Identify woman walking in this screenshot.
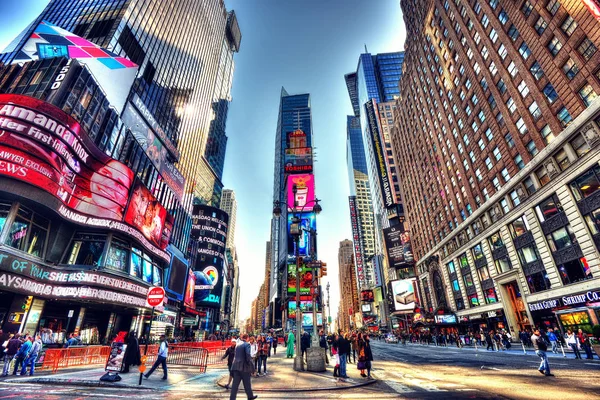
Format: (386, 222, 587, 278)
(566, 329, 582, 359)
(249, 336, 258, 375)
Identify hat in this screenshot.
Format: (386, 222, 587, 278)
(231, 339, 237, 343)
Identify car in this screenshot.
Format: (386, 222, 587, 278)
(385, 335, 399, 344)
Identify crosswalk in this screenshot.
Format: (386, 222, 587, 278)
(373, 369, 478, 395)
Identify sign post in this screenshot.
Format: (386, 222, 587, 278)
(139, 287, 165, 385)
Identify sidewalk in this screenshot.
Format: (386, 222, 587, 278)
(216, 351, 377, 392)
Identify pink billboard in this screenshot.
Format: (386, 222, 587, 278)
(287, 174, 315, 211)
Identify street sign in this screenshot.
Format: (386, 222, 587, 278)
(307, 261, 322, 268)
(146, 287, 165, 307)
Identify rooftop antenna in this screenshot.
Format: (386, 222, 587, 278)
(364, 44, 368, 53)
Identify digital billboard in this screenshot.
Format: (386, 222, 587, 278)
(302, 313, 323, 327)
(0, 94, 170, 260)
(287, 263, 313, 294)
(349, 196, 366, 287)
(165, 246, 188, 301)
(383, 226, 414, 268)
(124, 180, 171, 250)
(287, 212, 316, 257)
(361, 304, 372, 313)
(284, 147, 312, 174)
(390, 278, 417, 313)
(191, 205, 229, 308)
(287, 174, 315, 211)
(286, 129, 308, 148)
(287, 300, 317, 319)
(365, 100, 394, 208)
(360, 290, 374, 302)
(183, 268, 196, 309)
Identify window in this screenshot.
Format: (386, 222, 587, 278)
(482, 14, 490, 28)
(547, 0, 560, 14)
(508, 25, 519, 41)
(479, 138, 486, 150)
(529, 101, 542, 120)
(490, 0, 499, 10)
(452, 279, 460, 292)
(495, 257, 512, 274)
(0, 203, 10, 235)
(516, 117, 528, 134)
(106, 238, 129, 273)
(543, 83, 558, 103)
(489, 61, 498, 76)
(529, 62, 544, 81)
(518, 244, 540, 265)
(561, 15, 577, 37)
(489, 232, 504, 250)
(554, 148, 570, 171)
(476, 168, 483, 181)
(545, 225, 576, 252)
(557, 107, 573, 127)
(577, 38, 597, 61)
(459, 253, 469, 269)
(484, 288, 498, 304)
(570, 134, 591, 157)
(562, 58, 579, 80)
(66, 233, 107, 266)
(505, 133, 515, 148)
(456, 297, 465, 310)
(540, 124, 555, 144)
(536, 165, 551, 186)
(547, 36, 563, 57)
(519, 42, 532, 60)
(486, 157, 493, 170)
(509, 215, 530, 238)
(508, 62, 518, 78)
(518, 80, 529, 98)
(525, 176, 537, 195)
(557, 258, 592, 285)
(511, 189, 522, 206)
(514, 154, 525, 169)
(488, 94, 497, 109)
(493, 176, 501, 190)
(534, 17, 548, 35)
(493, 146, 502, 161)
(507, 97, 517, 113)
(477, 265, 491, 282)
(570, 165, 600, 201)
(447, 260, 456, 274)
(497, 79, 507, 94)
(579, 84, 598, 107)
(4, 205, 49, 258)
(489, 28, 499, 43)
(501, 168, 510, 182)
(536, 193, 562, 222)
(498, 44, 508, 59)
(468, 292, 480, 307)
(527, 269, 551, 293)
(464, 273, 475, 290)
(521, 1, 533, 17)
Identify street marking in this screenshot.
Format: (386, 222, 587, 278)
(585, 363, 600, 366)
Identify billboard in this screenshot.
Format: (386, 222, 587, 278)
(183, 268, 196, 309)
(124, 180, 171, 250)
(287, 212, 316, 257)
(286, 129, 308, 148)
(287, 263, 313, 294)
(349, 197, 367, 287)
(13, 21, 138, 111)
(287, 300, 316, 319)
(365, 99, 394, 208)
(361, 304, 372, 313)
(383, 226, 414, 268)
(390, 278, 417, 313)
(360, 290, 374, 302)
(191, 205, 229, 308)
(302, 312, 323, 327)
(0, 94, 170, 260)
(165, 245, 188, 301)
(287, 174, 315, 212)
(284, 147, 312, 174)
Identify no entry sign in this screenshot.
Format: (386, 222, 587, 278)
(146, 287, 165, 307)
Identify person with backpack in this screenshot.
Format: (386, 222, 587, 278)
(144, 335, 168, 380)
(531, 329, 553, 376)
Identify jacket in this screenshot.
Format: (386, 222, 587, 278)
(363, 341, 373, 361)
(319, 335, 328, 349)
(29, 339, 42, 357)
(531, 334, 547, 351)
(338, 337, 351, 355)
(16, 340, 32, 358)
(6, 338, 21, 356)
(222, 346, 236, 366)
(231, 341, 254, 374)
(301, 334, 311, 350)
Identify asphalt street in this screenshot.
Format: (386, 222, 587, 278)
(0, 341, 598, 399)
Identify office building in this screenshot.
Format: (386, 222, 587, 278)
(393, 0, 600, 333)
(338, 239, 360, 332)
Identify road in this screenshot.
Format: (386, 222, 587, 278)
(0, 341, 598, 399)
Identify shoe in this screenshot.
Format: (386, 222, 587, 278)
(250, 396, 258, 399)
(144, 374, 149, 379)
(224, 384, 230, 390)
(545, 373, 554, 377)
(538, 370, 544, 375)
(161, 377, 168, 380)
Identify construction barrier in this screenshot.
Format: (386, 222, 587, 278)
(39, 346, 112, 373)
(145, 345, 209, 373)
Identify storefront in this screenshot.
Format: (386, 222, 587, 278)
(528, 288, 600, 334)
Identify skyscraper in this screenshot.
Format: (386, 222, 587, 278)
(394, 0, 600, 333)
(338, 239, 360, 333)
(220, 189, 238, 250)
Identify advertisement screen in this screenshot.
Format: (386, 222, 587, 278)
(287, 212, 316, 257)
(360, 290, 374, 302)
(286, 129, 308, 149)
(124, 180, 170, 250)
(361, 304, 372, 313)
(383, 226, 414, 268)
(435, 315, 457, 324)
(287, 301, 316, 319)
(191, 205, 229, 308)
(287, 263, 313, 294)
(390, 278, 417, 313)
(302, 313, 323, 327)
(287, 174, 315, 212)
(0, 94, 171, 260)
(165, 248, 188, 301)
(284, 147, 312, 174)
(365, 100, 394, 207)
(349, 196, 366, 286)
(184, 268, 196, 309)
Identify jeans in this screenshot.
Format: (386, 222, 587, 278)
(2, 355, 14, 376)
(569, 343, 582, 359)
(230, 370, 253, 400)
(257, 355, 267, 374)
(365, 360, 372, 377)
(581, 344, 593, 359)
(550, 340, 558, 353)
(145, 355, 167, 379)
(536, 350, 550, 375)
(20, 354, 38, 376)
(12, 356, 24, 375)
(339, 353, 347, 378)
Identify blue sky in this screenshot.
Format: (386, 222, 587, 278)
(0, 0, 406, 324)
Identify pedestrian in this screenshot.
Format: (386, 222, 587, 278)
(566, 329, 582, 359)
(12, 334, 31, 375)
(300, 332, 310, 362)
(286, 330, 295, 358)
(485, 331, 494, 351)
(350, 334, 357, 363)
(531, 329, 553, 376)
(319, 330, 329, 364)
(123, 331, 141, 373)
(578, 329, 593, 360)
(547, 329, 558, 354)
(229, 334, 257, 400)
(257, 335, 269, 376)
(337, 333, 350, 379)
(2, 334, 19, 377)
(363, 336, 373, 379)
(249, 336, 258, 375)
(144, 334, 168, 380)
(272, 334, 278, 355)
(222, 339, 237, 389)
(20, 335, 41, 376)
(331, 334, 340, 378)
(266, 333, 273, 357)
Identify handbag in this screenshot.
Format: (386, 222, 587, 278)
(357, 361, 366, 370)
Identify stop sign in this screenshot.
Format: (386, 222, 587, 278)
(146, 287, 165, 307)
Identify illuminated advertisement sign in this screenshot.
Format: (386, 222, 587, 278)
(191, 205, 229, 308)
(287, 174, 315, 212)
(360, 290, 374, 302)
(361, 304, 372, 313)
(287, 263, 313, 294)
(165, 246, 188, 301)
(582, 0, 600, 21)
(390, 278, 417, 313)
(184, 268, 196, 309)
(286, 129, 308, 148)
(302, 312, 323, 327)
(383, 226, 414, 268)
(287, 301, 317, 319)
(434, 315, 457, 324)
(349, 196, 366, 286)
(284, 147, 312, 174)
(0, 94, 170, 260)
(287, 212, 316, 257)
(365, 99, 394, 208)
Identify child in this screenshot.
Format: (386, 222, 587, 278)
(332, 344, 340, 378)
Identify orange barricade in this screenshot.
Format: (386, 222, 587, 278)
(205, 348, 227, 366)
(145, 345, 209, 373)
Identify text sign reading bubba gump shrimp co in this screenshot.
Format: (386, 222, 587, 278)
(146, 286, 165, 307)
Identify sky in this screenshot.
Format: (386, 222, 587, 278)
(0, 0, 407, 326)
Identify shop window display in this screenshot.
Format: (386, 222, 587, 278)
(468, 293, 480, 307)
(477, 265, 491, 281)
(557, 258, 592, 285)
(447, 260, 456, 274)
(4, 205, 49, 258)
(459, 253, 469, 268)
(472, 243, 485, 261)
(488, 231, 503, 250)
(484, 288, 498, 304)
(559, 311, 593, 334)
(526, 271, 551, 293)
(463, 272, 475, 287)
(452, 279, 460, 292)
(66, 233, 107, 266)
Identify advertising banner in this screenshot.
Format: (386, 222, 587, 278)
(191, 205, 229, 308)
(287, 300, 317, 319)
(284, 147, 312, 174)
(287, 212, 316, 257)
(124, 180, 171, 250)
(434, 315, 457, 324)
(287, 174, 315, 212)
(165, 246, 188, 301)
(302, 312, 323, 327)
(383, 226, 414, 268)
(365, 99, 394, 208)
(390, 278, 417, 313)
(286, 263, 313, 295)
(360, 290, 374, 302)
(286, 129, 308, 149)
(361, 304, 372, 313)
(348, 196, 366, 286)
(0, 94, 171, 260)
(105, 342, 127, 372)
(183, 268, 196, 309)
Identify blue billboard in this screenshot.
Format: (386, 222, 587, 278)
(287, 212, 317, 257)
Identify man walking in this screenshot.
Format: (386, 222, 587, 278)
(230, 334, 257, 400)
(531, 329, 553, 377)
(144, 335, 168, 380)
(300, 332, 310, 363)
(547, 329, 558, 354)
(12, 334, 31, 375)
(222, 339, 237, 390)
(2, 334, 20, 377)
(21, 335, 42, 376)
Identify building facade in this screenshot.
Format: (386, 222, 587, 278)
(338, 239, 360, 333)
(394, 0, 600, 334)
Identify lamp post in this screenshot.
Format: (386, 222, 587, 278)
(273, 187, 322, 372)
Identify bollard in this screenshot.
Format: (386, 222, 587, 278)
(559, 342, 566, 358)
(521, 340, 527, 354)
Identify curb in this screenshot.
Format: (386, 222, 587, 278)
(3, 377, 158, 390)
(216, 375, 377, 392)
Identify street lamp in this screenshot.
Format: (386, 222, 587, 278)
(273, 186, 322, 372)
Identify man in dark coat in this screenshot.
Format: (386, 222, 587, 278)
(230, 334, 257, 400)
(123, 331, 141, 373)
(300, 332, 311, 362)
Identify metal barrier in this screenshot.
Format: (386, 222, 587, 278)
(145, 345, 209, 373)
(205, 348, 227, 366)
(39, 346, 112, 373)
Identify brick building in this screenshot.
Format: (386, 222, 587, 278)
(338, 240, 361, 332)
